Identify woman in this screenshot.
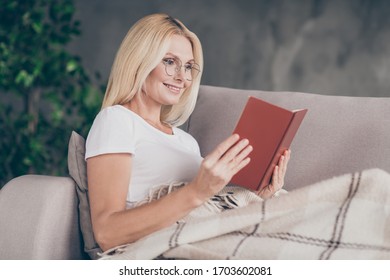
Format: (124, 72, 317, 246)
(85, 13, 290, 252)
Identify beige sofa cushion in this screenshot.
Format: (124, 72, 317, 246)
(68, 131, 102, 259)
(188, 85, 390, 190)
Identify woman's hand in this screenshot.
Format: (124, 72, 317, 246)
(189, 134, 253, 204)
(257, 149, 291, 199)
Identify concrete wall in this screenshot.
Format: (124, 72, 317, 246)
(69, 0, 390, 97)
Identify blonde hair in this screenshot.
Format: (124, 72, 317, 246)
(102, 13, 203, 127)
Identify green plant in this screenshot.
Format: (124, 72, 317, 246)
(0, 0, 103, 188)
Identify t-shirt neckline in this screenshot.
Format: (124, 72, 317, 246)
(116, 105, 177, 137)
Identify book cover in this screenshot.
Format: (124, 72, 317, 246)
(230, 96, 308, 191)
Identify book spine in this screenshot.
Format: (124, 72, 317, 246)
(257, 110, 307, 190)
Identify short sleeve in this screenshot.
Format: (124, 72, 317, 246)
(85, 106, 136, 159)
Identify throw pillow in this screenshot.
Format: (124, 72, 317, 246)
(67, 131, 102, 259)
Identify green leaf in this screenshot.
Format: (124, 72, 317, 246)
(32, 21, 43, 34)
(66, 59, 78, 72)
(15, 70, 34, 87)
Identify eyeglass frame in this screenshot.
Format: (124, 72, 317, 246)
(161, 57, 201, 81)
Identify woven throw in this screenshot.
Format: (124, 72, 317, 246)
(99, 168, 390, 260)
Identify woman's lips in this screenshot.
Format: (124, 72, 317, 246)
(164, 83, 182, 94)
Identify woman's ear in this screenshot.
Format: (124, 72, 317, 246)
(140, 82, 147, 96)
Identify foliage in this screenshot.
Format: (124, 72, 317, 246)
(0, 0, 103, 188)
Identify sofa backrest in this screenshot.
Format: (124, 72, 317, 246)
(187, 85, 390, 190)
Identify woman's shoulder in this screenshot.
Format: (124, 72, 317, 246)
(92, 105, 140, 127)
(96, 105, 132, 119)
(86, 105, 138, 158)
(88, 105, 139, 138)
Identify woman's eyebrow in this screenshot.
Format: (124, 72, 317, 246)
(165, 52, 195, 63)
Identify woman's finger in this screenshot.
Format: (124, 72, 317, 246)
(272, 165, 279, 187)
(236, 144, 253, 163)
(221, 138, 250, 164)
(229, 144, 253, 170)
(279, 155, 285, 181)
(279, 150, 289, 177)
(282, 150, 290, 176)
(231, 156, 251, 174)
(204, 134, 240, 165)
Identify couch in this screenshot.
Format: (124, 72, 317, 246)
(1, 85, 389, 260)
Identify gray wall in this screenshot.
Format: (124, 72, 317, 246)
(69, 0, 390, 97)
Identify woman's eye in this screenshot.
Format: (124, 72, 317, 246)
(163, 58, 175, 65)
(184, 64, 193, 71)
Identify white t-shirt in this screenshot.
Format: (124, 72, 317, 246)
(85, 105, 203, 208)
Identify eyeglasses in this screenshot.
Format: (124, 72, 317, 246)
(162, 57, 200, 81)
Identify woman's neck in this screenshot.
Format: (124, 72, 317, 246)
(126, 100, 160, 124)
(123, 97, 173, 135)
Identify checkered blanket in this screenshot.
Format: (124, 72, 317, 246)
(99, 168, 390, 260)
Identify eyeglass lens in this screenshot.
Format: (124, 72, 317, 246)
(163, 58, 199, 81)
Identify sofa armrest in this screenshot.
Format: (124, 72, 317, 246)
(0, 175, 86, 260)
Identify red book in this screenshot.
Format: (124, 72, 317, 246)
(230, 96, 308, 191)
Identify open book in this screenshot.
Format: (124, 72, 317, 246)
(230, 96, 308, 191)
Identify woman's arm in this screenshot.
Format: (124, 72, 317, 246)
(87, 134, 252, 251)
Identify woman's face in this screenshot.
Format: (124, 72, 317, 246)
(143, 35, 194, 106)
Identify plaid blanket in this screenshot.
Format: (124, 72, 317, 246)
(99, 168, 390, 260)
